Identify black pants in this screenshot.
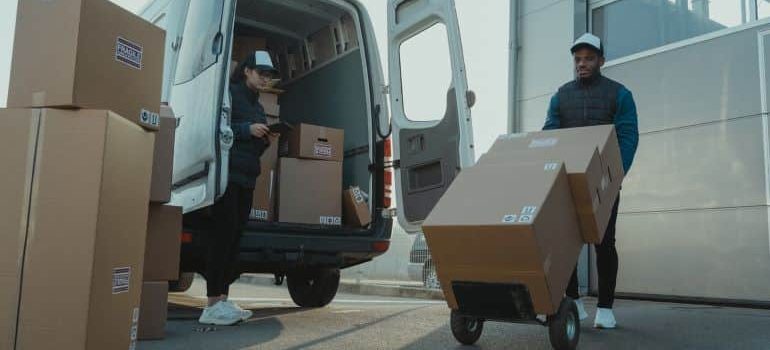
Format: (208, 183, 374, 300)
(567, 196, 620, 308)
(205, 183, 253, 297)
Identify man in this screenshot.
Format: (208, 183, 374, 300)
(543, 33, 639, 329)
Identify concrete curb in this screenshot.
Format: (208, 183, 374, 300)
(237, 275, 445, 301)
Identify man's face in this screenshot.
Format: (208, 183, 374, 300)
(573, 47, 605, 79)
(244, 67, 273, 91)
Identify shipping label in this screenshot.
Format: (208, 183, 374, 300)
(140, 109, 160, 127)
(250, 209, 269, 221)
(112, 267, 131, 294)
(314, 143, 333, 158)
(501, 214, 518, 223)
(544, 163, 559, 171)
(115, 37, 143, 70)
(352, 187, 365, 203)
(320, 216, 342, 225)
(521, 206, 537, 215)
(528, 137, 558, 148)
(518, 215, 533, 223)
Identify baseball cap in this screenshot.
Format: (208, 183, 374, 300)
(254, 50, 278, 73)
(571, 33, 603, 56)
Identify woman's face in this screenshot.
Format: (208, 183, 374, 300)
(244, 67, 273, 91)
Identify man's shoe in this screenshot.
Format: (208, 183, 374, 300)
(198, 301, 243, 326)
(224, 300, 253, 321)
(594, 307, 617, 329)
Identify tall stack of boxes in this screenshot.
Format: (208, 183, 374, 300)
(423, 125, 624, 316)
(249, 88, 282, 222)
(0, 0, 167, 349)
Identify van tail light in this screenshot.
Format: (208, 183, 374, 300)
(383, 137, 393, 209)
(181, 232, 193, 244)
(372, 241, 390, 253)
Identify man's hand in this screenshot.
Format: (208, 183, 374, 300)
(249, 123, 270, 138)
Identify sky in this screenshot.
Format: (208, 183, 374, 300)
(0, 0, 510, 155)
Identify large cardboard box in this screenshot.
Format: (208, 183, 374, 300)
(287, 123, 345, 162)
(277, 158, 342, 225)
(232, 36, 267, 62)
(144, 204, 182, 282)
(150, 105, 177, 203)
(138, 282, 169, 340)
(481, 125, 624, 243)
(259, 92, 281, 117)
(343, 186, 372, 227)
(423, 162, 583, 315)
(12, 108, 154, 350)
(8, 0, 165, 130)
(251, 135, 280, 221)
(0, 110, 40, 350)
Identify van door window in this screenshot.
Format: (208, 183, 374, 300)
(399, 23, 452, 122)
(175, 0, 225, 84)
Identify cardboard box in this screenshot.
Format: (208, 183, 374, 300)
(423, 162, 583, 315)
(309, 26, 336, 64)
(259, 92, 281, 117)
(232, 36, 267, 62)
(343, 186, 372, 227)
(251, 135, 280, 221)
(138, 282, 169, 340)
(12, 108, 154, 350)
(287, 123, 345, 162)
(277, 158, 342, 225)
(144, 204, 182, 281)
(0, 110, 40, 350)
(481, 125, 624, 243)
(8, 0, 165, 130)
(150, 105, 177, 203)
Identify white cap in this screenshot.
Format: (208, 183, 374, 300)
(571, 33, 603, 55)
(254, 50, 277, 72)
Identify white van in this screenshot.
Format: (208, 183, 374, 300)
(140, 0, 475, 306)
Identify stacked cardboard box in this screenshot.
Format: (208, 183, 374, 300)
(343, 186, 372, 228)
(277, 123, 345, 226)
(250, 86, 283, 222)
(0, 1, 165, 349)
(422, 125, 624, 316)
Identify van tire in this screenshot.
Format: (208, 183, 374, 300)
(169, 272, 195, 293)
(287, 268, 340, 307)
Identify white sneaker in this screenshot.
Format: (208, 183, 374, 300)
(574, 299, 589, 321)
(224, 300, 253, 321)
(594, 307, 617, 329)
(198, 301, 243, 326)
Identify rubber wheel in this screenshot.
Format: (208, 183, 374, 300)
(450, 310, 484, 345)
(168, 272, 195, 293)
(548, 297, 580, 350)
(287, 268, 340, 307)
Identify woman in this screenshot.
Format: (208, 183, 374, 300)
(198, 50, 277, 326)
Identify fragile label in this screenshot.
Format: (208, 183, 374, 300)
(528, 138, 558, 148)
(115, 37, 143, 70)
(501, 214, 518, 223)
(320, 216, 342, 225)
(139, 109, 160, 127)
(518, 215, 533, 223)
(314, 143, 333, 158)
(112, 267, 131, 294)
(544, 163, 559, 171)
(521, 206, 537, 215)
(250, 209, 268, 221)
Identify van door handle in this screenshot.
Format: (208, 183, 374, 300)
(212, 32, 223, 55)
(172, 35, 182, 51)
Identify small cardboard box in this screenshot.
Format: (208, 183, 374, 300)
(343, 186, 372, 227)
(423, 161, 583, 315)
(8, 0, 165, 130)
(251, 135, 280, 221)
(481, 125, 624, 243)
(0, 110, 40, 350)
(277, 158, 342, 225)
(232, 36, 267, 62)
(11, 108, 154, 350)
(287, 123, 345, 162)
(138, 281, 169, 340)
(259, 92, 280, 117)
(143, 204, 182, 281)
(150, 105, 177, 203)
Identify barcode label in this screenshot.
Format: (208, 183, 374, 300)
(320, 216, 342, 225)
(314, 143, 333, 158)
(250, 209, 268, 220)
(112, 267, 131, 294)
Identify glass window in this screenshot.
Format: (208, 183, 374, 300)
(593, 0, 750, 60)
(174, 0, 224, 84)
(399, 23, 452, 122)
(760, 0, 770, 19)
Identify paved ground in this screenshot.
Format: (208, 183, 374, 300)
(137, 278, 770, 350)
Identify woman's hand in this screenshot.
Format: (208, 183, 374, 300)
(249, 123, 270, 138)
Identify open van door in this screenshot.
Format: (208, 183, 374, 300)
(143, 0, 191, 103)
(387, 0, 475, 233)
(166, 0, 235, 213)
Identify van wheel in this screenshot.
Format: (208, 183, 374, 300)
(450, 310, 483, 345)
(169, 272, 195, 293)
(287, 268, 340, 307)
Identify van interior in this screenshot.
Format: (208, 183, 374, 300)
(229, 0, 378, 234)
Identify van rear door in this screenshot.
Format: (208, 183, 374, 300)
(387, 0, 475, 233)
(166, 0, 235, 213)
